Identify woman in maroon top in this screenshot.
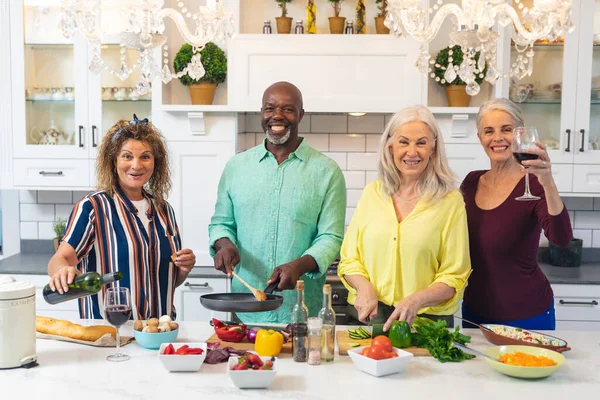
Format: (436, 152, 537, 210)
(460, 99, 572, 330)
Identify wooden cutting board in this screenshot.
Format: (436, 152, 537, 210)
(206, 333, 292, 354)
(336, 329, 431, 356)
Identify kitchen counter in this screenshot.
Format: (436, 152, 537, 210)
(1, 322, 598, 400)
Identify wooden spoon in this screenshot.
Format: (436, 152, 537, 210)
(232, 272, 267, 301)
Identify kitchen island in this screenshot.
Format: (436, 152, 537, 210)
(1, 322, 598, 400)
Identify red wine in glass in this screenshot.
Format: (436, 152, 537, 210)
(512, 127, 541, 201)
(513, 152, 539, 166)
(105, 305, 132, 327)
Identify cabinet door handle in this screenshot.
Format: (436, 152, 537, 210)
(558, 299, 598, 306)
(92, 125, 97, 147)
(564, 129, 570, 152)
(184, 282, 210, 288)
(39, 171, 64, 176)
(78, 125, 84, 148)
(579, 129, 585, 152)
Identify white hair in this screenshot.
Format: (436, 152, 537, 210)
(476, 98, 525, 132)
(378, 105, 457, 203)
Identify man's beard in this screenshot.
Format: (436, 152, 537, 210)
(265, 129, 291, 145)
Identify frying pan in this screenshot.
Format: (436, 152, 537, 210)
(200, 279, 284, 313)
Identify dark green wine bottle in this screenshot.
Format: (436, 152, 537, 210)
(43, 271, 124, 305)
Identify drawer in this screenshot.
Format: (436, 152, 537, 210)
(174, 277, 230, 322)
(554, 296, 600, 322)
(14, 159, 90, 188)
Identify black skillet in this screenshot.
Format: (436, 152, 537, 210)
(199, 279, 284, 312)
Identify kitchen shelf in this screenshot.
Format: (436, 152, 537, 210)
(103, 99, 151, 103)
(26, 99, 74, 103)
(159, 104, 234, 112)
(429, 107, 480, 114)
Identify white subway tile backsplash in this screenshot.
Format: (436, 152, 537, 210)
(245, 133, 257, 150)
(245, 114, 262, 133)
(37, 190, 72, 204)
(55, 205, 74, 221)
(20, 204, 54, 222)
(38, 222, 55, 240)
(20, 222, 38, 240)
(366, 134, 381, 152)
(323, 152, 347, 170)
(342, 171, 366, 189)
(301, 134, 329, 151)
(345, 208, 356, 226)
(237, 133, 246, 152)
(237, 113, 246, 134)
(573, 211, 600, 230)
(572, 229, 593, 248)
(593, 230, 600, 248)
(329, 134, 366, 152)
(348, 115, 385, 134)
(72, 191, 90, 203)
(347, 189, 363, 207)
(299, 115, 310, 133)
(366, 171, 379, 183)
(595, 198, 600, 210)
(563, 197, 594, 211)
(568, 211, 575, 227)
(347, 153, 378, 171)
(19, 190, 37, 204)
(310, 115, 347, 133)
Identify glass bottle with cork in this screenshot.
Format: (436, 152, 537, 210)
(307, 317, 322, 365)
(263, 20, 272, 34)
(291, 280, 308, 362)
(318, 283, 336, 362)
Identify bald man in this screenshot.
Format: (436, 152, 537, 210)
(209, 82, 347, 324)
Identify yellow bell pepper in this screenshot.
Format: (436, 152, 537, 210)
(254, 329, 284, 357)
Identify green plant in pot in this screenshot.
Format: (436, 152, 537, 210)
(374, 0, 389, 34)
(52, 218, 66, 252)
(432, 45, 486, 107)
(328, 0, 345, 34)
(275, 0, 294, 34)
(174, 42, 227, 105)
(549, 237, 583, 268)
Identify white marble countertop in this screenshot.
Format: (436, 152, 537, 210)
(2, 322, 599, 400)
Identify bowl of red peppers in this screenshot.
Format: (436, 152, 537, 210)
(158, 342, 207, 372)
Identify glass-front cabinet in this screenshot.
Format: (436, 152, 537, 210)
(10, 1, 151, 188)
(508, 0, 600, 194)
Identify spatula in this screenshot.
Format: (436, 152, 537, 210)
(232, 272, 267, 301)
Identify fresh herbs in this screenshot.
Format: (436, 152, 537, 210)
(411, 317, 476, 363)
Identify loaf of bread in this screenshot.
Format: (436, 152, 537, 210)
(36, 316, 116, 342)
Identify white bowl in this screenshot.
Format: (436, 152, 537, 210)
(158, 342, 207, 372)
(348, 346, 413, 377)
(227, 355, 278, 389)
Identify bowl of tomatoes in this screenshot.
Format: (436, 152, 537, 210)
(347, 336, 413, 377)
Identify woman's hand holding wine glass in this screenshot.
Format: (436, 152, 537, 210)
(512, 126, 551, 201)
(104, 287, 132, 362)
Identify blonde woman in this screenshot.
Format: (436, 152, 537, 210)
(47, 115, 196, 320)
(338, 106, 472, 330)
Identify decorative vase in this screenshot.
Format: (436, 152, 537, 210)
(328, 17, 346, 34)
(549, 239, 583, 268)
(444, 85, 471, 107)
(275, 17, 293, 34)
(188, 83, 217, 105)
(374, 16, 390, 34)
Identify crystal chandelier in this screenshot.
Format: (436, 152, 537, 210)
(59, 0, 234, 95)
(385, 0, 575, 96)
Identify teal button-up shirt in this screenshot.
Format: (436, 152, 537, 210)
(209, 138, 346, 323)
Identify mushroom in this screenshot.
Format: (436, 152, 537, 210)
(159, 315, 172, 325)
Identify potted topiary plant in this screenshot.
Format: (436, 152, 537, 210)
(432, 45, 486, 107)
(549, 237, 584, 268)
(374, 0, 389, 34)
(174, 42, 227, 105)
(328, 0, 345, 34)
(52, 218, 66, 252)
(275, 0, 294, 34)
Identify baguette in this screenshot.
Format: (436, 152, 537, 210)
(36, 316, 116, 342)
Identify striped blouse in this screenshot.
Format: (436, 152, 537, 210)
(63, 186, 182, 320)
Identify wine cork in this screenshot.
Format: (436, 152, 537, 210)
(296, 280, 304, 290)
(323, 284, 331, 294)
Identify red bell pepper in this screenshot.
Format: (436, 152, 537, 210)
(212, 318, 247, 343)
(175, 345, 190, 355)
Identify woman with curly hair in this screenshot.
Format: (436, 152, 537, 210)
(47, 115, 196, 320)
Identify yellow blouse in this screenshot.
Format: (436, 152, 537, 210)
(338, 180, 472, 315)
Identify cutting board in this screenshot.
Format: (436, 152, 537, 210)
(206, 333, 292, 354)
(336, 330, 431, 356)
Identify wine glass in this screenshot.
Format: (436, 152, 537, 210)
(104, 287, 132, 362)
(512, 126, 541, 201)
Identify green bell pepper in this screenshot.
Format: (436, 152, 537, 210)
(388, 321, 412, 348)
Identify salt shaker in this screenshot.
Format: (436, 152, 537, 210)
(307, 317, 322, 365)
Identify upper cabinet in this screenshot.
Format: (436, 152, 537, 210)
(8, 1, 151, 189)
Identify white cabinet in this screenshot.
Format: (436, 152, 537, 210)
(553, 284, 600, 331)
(7, 1, 151, 190)
(6, 274, 79, 320)
(174, 277, 230, 322)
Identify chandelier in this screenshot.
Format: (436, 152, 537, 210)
(385, 0, 575, 96)
(59, 0, 234, 95)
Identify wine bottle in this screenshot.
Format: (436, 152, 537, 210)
(291, 280, 309, 362)
(318, 284, 336, 362)
(43, 271, 124, 305)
